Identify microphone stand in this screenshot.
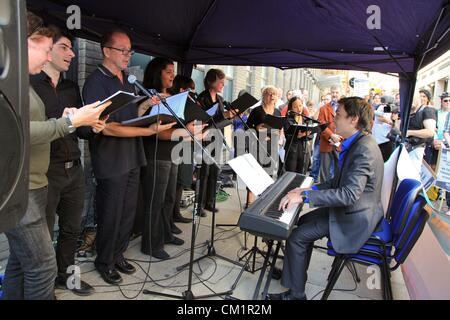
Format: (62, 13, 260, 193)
(288, 110, 317, 175)
(176, 114, 244, 272)
(217, 106, 279, 274)
(133, 85, 233, 300)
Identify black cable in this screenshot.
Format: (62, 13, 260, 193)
(114, 101, 161, 300)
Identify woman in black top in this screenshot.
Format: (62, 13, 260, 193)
(138, 57, 200, 260)
(283, 96, 312, 174)
(196, 69, 237, 214)
(246, 85, 281, 171)
(245, 85, 281, 205)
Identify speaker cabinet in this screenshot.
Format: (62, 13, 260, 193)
(0, 0, 29, 233)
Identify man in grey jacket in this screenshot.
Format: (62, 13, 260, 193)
(269, 97, 384, 300)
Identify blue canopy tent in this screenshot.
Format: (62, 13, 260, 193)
(27, 0, 450, 135)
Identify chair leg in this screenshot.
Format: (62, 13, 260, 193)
(327, 257, 339, 281)
(380, 258, 393, 300)
(322, 257, 346, 300)
(349, 262, 361, 283)
(385, 265, 393, 300)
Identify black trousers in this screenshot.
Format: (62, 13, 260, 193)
(94, 167, 140, 271)
(173, 184, 183, 218)
(46, 162, 85, 278)
(200, 163, 218, 209)
(281, 208, 330, 297)
(140, 160, 178, 254)
(284, 142, 311, 174)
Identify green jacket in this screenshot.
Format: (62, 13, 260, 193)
(29, 86, 70, 189)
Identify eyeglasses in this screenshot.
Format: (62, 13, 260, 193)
(105, 46, 135, 56)
(443, 99, 450, 102)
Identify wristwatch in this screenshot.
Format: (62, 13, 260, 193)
(300, 190, 309, 203)
(64, 114, 76, 133)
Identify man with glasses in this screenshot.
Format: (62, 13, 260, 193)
(82, 29, 175, 284)
(317, 85, 342, 183)
(30, 26, 101, 296)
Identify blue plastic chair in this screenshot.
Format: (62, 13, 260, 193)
(323, 179, 427, 300)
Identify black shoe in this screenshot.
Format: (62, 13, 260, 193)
(171, 224, 182, 235)
(204, 205, 219, 212)
(55, 276, 95, 296)
(151, 249, 170, 260)
(200, 210, 207, 217)
(267, 290, 306, 300)
(165, 236, 184, 246)
(173, 214, 192, 223)
(115, 260, 136, 275)
(98, 268, 123, 285)
(271, 266, 282, 280)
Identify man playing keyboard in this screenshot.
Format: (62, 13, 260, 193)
(268, 97, 384, 300)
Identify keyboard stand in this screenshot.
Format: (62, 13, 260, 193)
(252, 239, 282, 300)
(238, 235, 266, 273)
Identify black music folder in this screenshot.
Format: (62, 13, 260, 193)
(224, 92, 259, 114)
(184, 102, 218, 123)
(263, 114, 287, 130)
(202, 103, 233, 130)
(97, 91, 147, 119)
(285, 122, 329, 135)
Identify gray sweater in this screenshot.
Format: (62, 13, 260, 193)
(29, 86, 70, 189)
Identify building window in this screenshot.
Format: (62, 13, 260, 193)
(261, 67, 268, 89)
(271, 68, 276, 86)
(223, 66, 234, 101)
(192, 65, 205, 93)
(246, 66, 253, 94)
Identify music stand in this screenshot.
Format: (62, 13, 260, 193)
(175, 117, 245, 272)
(131, 87, 233, 300)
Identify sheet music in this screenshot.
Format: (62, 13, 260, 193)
(227, 154, 274, 196)
(206, 103, 219, 116)
(148, 91, 189, 120)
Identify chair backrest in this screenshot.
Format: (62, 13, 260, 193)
(388, 179, 422, 230)
(393, 195, 429, 265)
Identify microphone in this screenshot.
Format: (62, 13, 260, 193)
(188, 91, 198, 102)
(288, 110, 320, 124)
(127, 75, 155, 98)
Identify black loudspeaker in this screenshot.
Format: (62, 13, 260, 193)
(0, 0, 29, 233)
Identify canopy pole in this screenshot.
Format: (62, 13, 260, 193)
(416, 4, 449, 71)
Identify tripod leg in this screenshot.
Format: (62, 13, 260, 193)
(252, 240, 274, 300)
(251, 236, 258, 273)
(261, 241, 282, 300)
(229, 244, 256, 291)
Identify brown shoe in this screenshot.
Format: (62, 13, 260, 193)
(78, 230, 96, 251)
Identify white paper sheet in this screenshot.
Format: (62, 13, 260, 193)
(227, 153, 274, 196)
(381, 145, 400, 215)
